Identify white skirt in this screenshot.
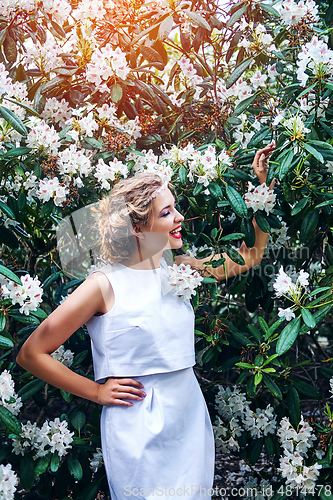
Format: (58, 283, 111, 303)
(100, 367, 215, 499)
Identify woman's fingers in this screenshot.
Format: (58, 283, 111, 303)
(116, 378, 144, 388)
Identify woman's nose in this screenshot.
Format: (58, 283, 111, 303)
(175, 210, 184, 222)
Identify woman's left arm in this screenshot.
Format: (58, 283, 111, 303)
(175, 142, 275, 281)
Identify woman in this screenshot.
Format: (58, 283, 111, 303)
(17, 143, 274, 499)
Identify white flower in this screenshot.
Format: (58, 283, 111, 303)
(41, 97, 72, 125)
(90, 448, 103, 472)
(0, 370, 22, 416)
(273, 266, 296, 297)
(2, 274, 43, 315)
(244, 182, 276, 215)
(283, 114, 311, 138)
(86, 45, 130, 89)
(166, 263, 203, 301)
(26, 120, 61, 155)
(94, 158, 129, 190)
(51, 346, 74, 367)
(266, 217, 290, 250)
(278, 0, 318, 25)
(0, 463, 18, 500)
(278, 307, 296, 321)
(37, 177, 69, 207)
(58, 145, 92, 177)
(298, 269, 309, 286)
(12, 418, 74, 459)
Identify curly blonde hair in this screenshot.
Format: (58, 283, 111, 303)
(97, 173, 172, 264)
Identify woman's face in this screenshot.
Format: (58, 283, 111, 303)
(139, 188, 184, 253)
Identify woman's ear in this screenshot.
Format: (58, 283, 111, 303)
(129, 225, 144, 239)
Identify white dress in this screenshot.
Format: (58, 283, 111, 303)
(85, 259, 215, 499)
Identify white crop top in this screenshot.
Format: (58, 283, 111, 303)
(85, 259, 196, 381)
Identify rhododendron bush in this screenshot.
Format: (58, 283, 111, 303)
(1, 0, 333, 497)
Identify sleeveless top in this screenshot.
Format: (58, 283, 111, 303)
(85, 258, 196, 382)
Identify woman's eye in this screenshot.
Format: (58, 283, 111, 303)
(161, 211, 170, 217)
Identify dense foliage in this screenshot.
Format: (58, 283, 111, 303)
(1, 0, 333, 498)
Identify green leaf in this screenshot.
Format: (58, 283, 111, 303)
(248, 324, 262, 342)
(8, 312, 40, 325)
(254, 212, 270, 233)
(208, 182, 222, 199)
(248, 126, 270, 147)
(241, 218, 255, 248)
(265, 318, 285, 340)
(20, 454, 35, 490)
(158, 15, 174, 41)
(0, 226, 19, 249)
(287, 385, 301, 428)
(276, 316, 301, 355)
(4, 147, 32, 158)
(291, 379, 321, 399)
(18, 379, 45, 402)
(277, 149, 294, 179)
(0, 335, 14, 349)
(235, 362, 254, 369)
(226, 58, 254, 89)
(262, 373, 282, 400)
(184, 10, 211, 31)
(110, 83, 123, 103)
(259, 3, 280, 16)
(0, 406, 22, 435)
(223, 246, 245, 266)
(226, 4, 248, 28)
(225, 185, 247, 217)
(258, 317, 269, 334)
(50, 20, 66, 38)
(0, 314, 5, 332)
(0, 265, 22, 285)
(264, 434, 275, 458)
(60, 390, 73, 402)
(35, 455, 51, 477)
(30, 307, 48, 320)
(75, 473, 103, 500)
(300, 209, 319, 243)
(0, 106, 28, 136)
(233, 93, 257, 117)
(178, 165, 187, 184)
(291, 198, 308, 216)
(220, 232, 245, 242)
(71, 411, 86, 431)
(254, 372, 262, 386)
(67, 455, 83, 481)
(303, 143, 324, 163)
(50, 452, 60, 473)
(301, 308, 316, 329)
(140, 46, 165, 66)
(0, 201, 15, 220)
(248, 437, 264, 465)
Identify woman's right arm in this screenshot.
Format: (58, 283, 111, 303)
(16, 273, 146, 407)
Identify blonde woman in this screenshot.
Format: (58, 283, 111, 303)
(17, 143, 274, 499)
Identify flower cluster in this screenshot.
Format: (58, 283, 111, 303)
(244, 182, 276, 215)
(278, 0, 318, 26)
(166, 263, 203, 301)
(86, 45, 130, 90)
(266, 217, 290, 251)
(177, 56, 203, 100)
(1, 274, 43, 315)
(214, 386, 276, 453)
(283, 114, 311, 140)
(94, 158, 129, 190)
(273, 265, 309, 299)
(51, 345, 74, 367)
(187, 145, 232, 187)
(0, 464, 18, 500)
(0, 370, 22, 416)
(37, 177, 69, 206)
(26, 120, 61, 155)
(277, 416, 321, 493)
(12, 418, 74, 459)
(90, 448, 104, 473)
(296, 36, 333, 87)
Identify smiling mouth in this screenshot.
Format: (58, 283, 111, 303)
(169, 226, 182, 239)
